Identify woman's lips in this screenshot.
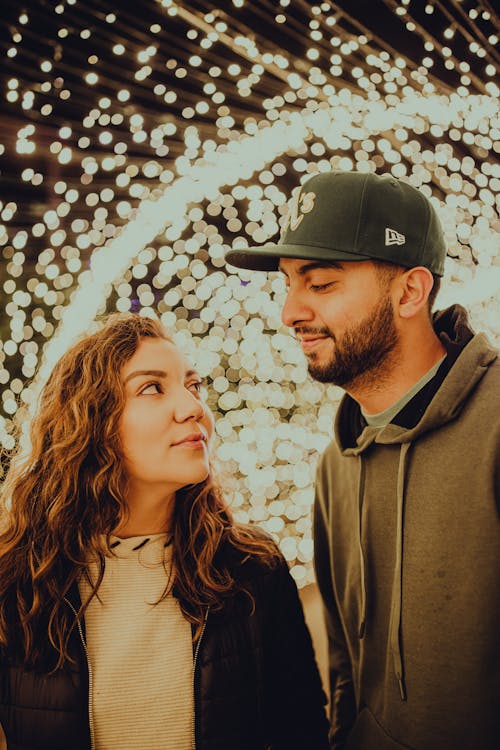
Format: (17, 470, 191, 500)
(172, 432, 207, 449)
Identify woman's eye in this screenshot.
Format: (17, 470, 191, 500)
(140, 382, 162, 395)
(188, 380, 203, 394)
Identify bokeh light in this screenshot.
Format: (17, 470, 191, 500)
(0, 0, 498, 585)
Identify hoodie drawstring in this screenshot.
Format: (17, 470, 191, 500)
(357, 458, 367, 640)
(389, 441, 412, 701)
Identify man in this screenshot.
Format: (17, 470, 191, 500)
(225, 171, 500, 750)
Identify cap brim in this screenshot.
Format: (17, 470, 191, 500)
(225, 242, 368, 271)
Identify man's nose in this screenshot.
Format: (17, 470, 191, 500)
(281, 288, 315, 328)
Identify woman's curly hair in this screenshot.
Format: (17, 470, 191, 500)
(0, 313, 279, 669)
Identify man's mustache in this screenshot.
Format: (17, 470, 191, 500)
(294, 327, 333, 338)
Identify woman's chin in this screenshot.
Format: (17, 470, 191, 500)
(179, 468, 210, 490)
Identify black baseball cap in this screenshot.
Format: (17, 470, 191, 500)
(225, 171, 446, 276)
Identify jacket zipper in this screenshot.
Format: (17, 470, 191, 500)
(64, 597, 96, 750)
(192, 608, 209, 750)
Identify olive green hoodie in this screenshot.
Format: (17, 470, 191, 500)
(314, 305, 500, 750)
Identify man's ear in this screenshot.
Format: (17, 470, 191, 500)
(395, 267, 434, 320)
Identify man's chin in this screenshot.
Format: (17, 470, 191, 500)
(307, 360, 336, 384)
(304, 340, 333, 363)
(305, 353, 324, 372)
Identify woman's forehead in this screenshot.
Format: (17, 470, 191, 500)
(122, 337, 195, 378)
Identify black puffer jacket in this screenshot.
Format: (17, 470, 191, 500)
(0, 545, 329, 749)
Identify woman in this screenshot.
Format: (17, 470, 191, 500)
(0, 313, 329, 750)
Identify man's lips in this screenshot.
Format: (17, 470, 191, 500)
(297, 335, 331, 352)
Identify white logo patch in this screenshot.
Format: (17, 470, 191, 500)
(282, 189, 316, 233)
(385, 227, 406, 246)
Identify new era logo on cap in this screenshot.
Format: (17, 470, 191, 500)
(385, 227, 406, 246)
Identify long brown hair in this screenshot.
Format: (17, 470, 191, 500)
(0, 313, 278, 669)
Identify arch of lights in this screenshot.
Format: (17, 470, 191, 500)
(0, 0, 498, 585)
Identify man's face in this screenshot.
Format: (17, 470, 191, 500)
(279, 259, 400, 389)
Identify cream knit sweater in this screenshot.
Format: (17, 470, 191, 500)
(79, 533, 194, 749)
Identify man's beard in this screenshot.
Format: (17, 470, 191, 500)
(300, 294, 399, 389)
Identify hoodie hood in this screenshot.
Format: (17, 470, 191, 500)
(335, 304, 497, 455)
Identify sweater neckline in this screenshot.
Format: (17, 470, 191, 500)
(106, 532, 173, 562)
(109, 532, 172, 550)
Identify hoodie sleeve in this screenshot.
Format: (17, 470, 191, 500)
(314, 463, 357, 749)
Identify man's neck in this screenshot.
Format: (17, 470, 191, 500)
(348, 333, 447, 415)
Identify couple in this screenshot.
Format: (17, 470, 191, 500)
(0, 171, 498, 749)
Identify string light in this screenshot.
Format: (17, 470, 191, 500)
(0, 0, 498, 585)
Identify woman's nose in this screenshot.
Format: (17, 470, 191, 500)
(174, 388, 205, 422)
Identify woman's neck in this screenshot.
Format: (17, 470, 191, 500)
(114, 488, 175, 538)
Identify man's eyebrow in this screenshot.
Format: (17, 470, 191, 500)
(278, 260, 344, 277)
(123, 368, 201, 385)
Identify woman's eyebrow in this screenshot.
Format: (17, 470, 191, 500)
(123, 369, 167, 385)
(124, 368, 201, 385)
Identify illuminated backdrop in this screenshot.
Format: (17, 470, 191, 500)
(0, 0, 498, 584)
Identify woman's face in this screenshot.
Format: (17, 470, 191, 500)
(119, 337, 213, 499)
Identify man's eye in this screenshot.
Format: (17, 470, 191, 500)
(310, 282, 334, 292)
(140, 382, 162, 395)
